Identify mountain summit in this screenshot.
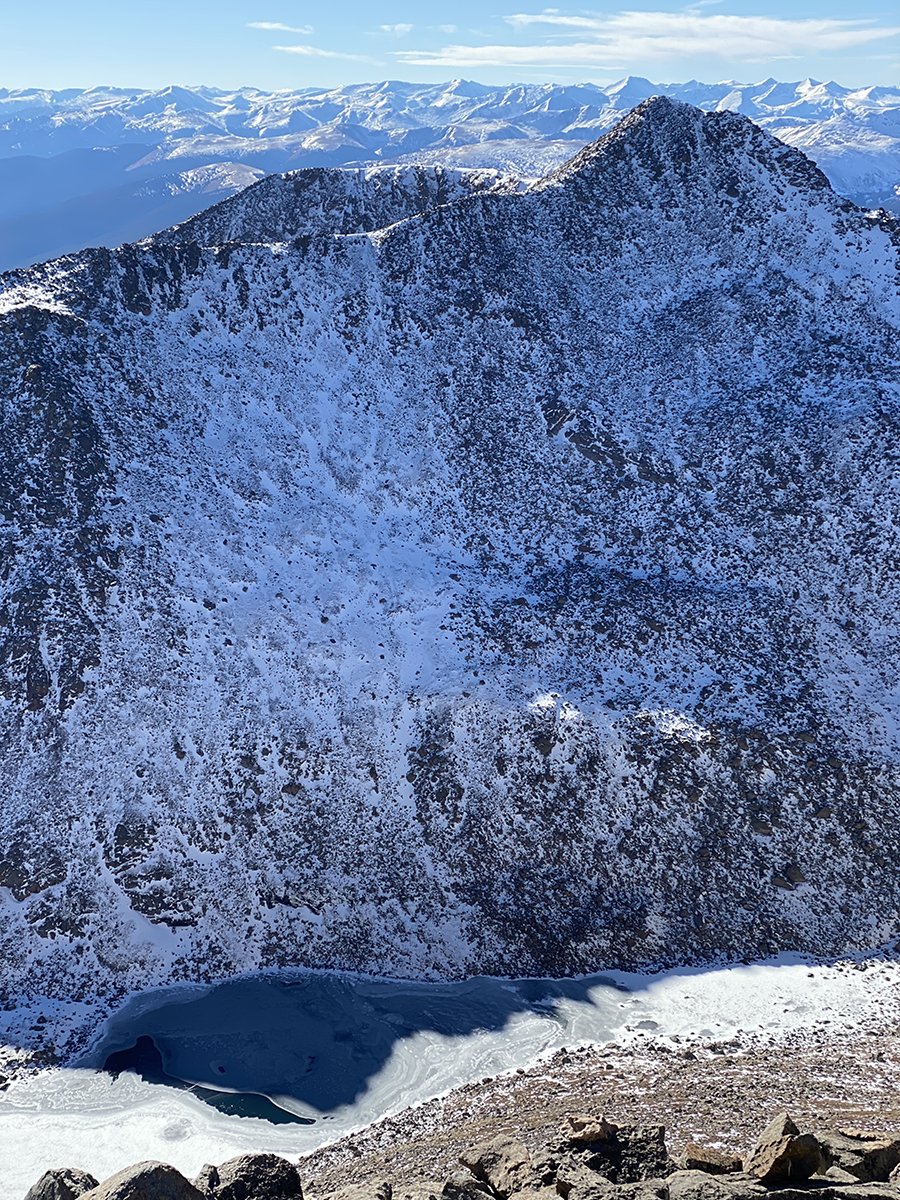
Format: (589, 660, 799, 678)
(1, 100, 899, 1058)
(537, 96, 833, 201)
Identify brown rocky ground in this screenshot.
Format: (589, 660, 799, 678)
(300, 1032, 900, 1196)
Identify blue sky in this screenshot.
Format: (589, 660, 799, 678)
(1, 1, 898, 89)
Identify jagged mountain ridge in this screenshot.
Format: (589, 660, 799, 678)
(1, 77, 899, 271)
(1, 98, 900, 1054)
(157, 165, 517, 247)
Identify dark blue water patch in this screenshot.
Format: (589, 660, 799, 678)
(102, 1034, 314, 1124)
(91, 970, 621, 1124)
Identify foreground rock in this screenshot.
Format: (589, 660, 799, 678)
(24, 1171, 99, 1200)
(675, 1148, 742, 1176)
(554, 1116, 675, 1188)
(817, 1133, 900, 1184)
(459, 1139, 537, 1198)
(667, 1170, 764, 1200)
(326, 1187, 392, 1200)
(195, 1156, 303, 1200)
(80, 1164, 203, 1200)
(25, 1112, 900, 1200)
(744, 1113, 824, 1183)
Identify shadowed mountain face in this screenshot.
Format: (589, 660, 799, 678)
(156, 165, 518, 247)
(1, 98, 899, 1056)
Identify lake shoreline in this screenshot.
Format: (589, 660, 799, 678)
(2, 955, 899, 1200)
(297, 1028, 900, 1196)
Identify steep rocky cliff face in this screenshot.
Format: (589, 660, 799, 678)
(1, 98, 899, 1032)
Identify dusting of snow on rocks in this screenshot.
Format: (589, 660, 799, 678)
(2, 78, 900, 270)
(0, 98, 899, 1061)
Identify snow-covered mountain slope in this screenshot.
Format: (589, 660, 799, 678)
(157, 165, 517, 247)
(1, 98, 900, 1049)
(1, 78, 899, 270)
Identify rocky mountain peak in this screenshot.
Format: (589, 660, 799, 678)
(157, 164, 517, 248)
(532, 95, 835, 210)
(2, 78, 899, 273)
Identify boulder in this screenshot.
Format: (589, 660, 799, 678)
(196, 1156, 302, 1200)
(25, 1170, 99, 1200)
(765, 1187, 900, 1200)
(828, 1167, 867, 1184)
(817, 1131, 900, 1183)
(667, 1171, 765, 1200)
(566, 1118, 619, 1148)
(328, 1186, 392, 1200)
(442, 1173, 494, 1200)
(556, 1120, 673, 1185)
(669, 1170, 900, 1200)
(81, 1164, 202, 1200)
(557, 1170, 670, 1200)
(675, 1146, 742, 1176)
(393, 1186, 442, 1200)
(193, 1172, 218, 1198)
(743, 1114, 823, 1183)
(608, 1186, 669, 1200)
(459, 1138, 534, 1198)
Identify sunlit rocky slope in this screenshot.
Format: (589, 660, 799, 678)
(0, 98, 899, 1040)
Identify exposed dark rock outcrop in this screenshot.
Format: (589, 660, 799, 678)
(24, 1170, 99, 1200)
(194, 1155, 303, 1200)
(27, 1114, 900, 1200)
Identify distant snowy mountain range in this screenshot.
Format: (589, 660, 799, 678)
(1, 77, 898, 269)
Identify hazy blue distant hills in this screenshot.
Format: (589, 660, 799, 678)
(1, 77, 898, 268)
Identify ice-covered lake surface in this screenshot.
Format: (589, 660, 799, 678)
(1, 955, 898, 1200)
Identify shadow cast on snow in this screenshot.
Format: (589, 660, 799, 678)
(87, 969, 625, 1124)
(70, 949, 892, 1127)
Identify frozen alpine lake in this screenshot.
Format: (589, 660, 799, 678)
(1, 956, 897, 1200)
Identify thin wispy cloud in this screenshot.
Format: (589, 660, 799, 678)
(395, 9, 900, 67)
(247, 21, 314, 35)
(380, 23, 415, 35)
(394, 42, 618, 67)
(273, 43, 374, 61)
